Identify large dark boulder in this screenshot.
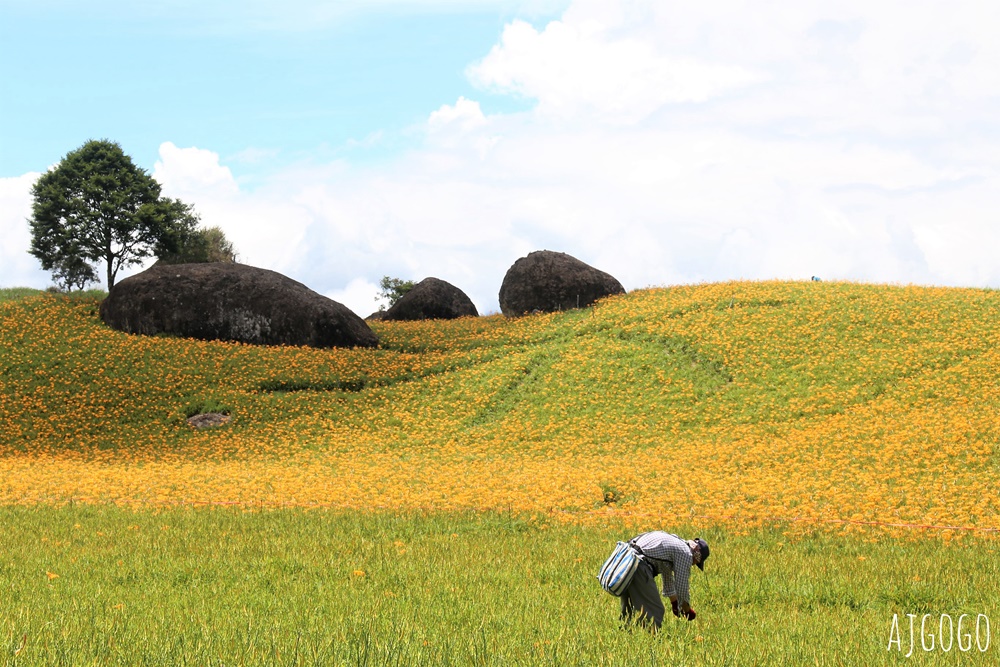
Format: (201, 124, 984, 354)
(382, 277, 478, 321)
(100, 263, 378, 348)
(498, 250, 625, 316)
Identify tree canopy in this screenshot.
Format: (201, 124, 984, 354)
(28, 140, 195, 290)
(155, 198, 238, 266)
(376, 276, 416, 311)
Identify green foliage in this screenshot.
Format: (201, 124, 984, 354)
(3, 282, 1000, 663)
(49, 253, 98, 291)
(0, 287, 43, 302)
(1, 506, 996, 665)
(150, 197, 201, 264)
(0, 287, 106, 303)
(200, 226, 238, 263)
(157, 209, 239, 265)
(377, 275, 416, 311)
(28, 139, 200, 289)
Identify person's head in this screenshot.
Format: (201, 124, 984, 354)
(688, 537, 710, 570)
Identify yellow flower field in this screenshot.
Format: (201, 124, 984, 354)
(1, 281, 998, 539)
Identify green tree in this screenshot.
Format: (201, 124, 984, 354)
(376, 276, 416, 311)
(155, 199, 238, 265)
(200, 227, 238, 263)
(152, 198, 201, 264)
(28, 139, 194, 290)
(50, 254, 99, 292)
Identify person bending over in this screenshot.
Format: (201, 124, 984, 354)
(619, 532, 709, 631)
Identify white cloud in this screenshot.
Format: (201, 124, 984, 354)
(427, 98, 501, 159)
(152, 142, 314, 278)
(428, 97, 487, 132)
(6, 0, 1000, 306)
(468, 17, 764, 123)
(325, 277, 382, 319)
(148, 142, 516, 314)
(153, 142, 239, 199)
(0, 173, 50, 289)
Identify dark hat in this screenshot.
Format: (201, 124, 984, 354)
(694, 537, 710, 570)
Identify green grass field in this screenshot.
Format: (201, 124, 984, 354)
(1, 282, 998, 664)
(3, 507, 997, 666)
(0, 288, 44, 303)
(0, 288, 107, 303)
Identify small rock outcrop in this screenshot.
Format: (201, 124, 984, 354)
(187, 413, 231, 429)
(99, 263, 378, 348)
(381, 277, 479, 321)
(498, 250, 625, 316)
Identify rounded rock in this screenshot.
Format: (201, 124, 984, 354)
(381, 277, 478, 321)
(498, 250, 625, 316)
(99, 263, 378, 348)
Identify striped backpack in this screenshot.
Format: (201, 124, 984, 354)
(597, 541, 640, 596)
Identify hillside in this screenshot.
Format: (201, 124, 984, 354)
(1, 281, 998, 537)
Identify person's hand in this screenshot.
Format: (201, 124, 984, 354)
(670, 600, 681, 617)
(685, 607, 697, 621)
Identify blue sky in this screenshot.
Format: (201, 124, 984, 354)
(4, 1, 1000, 316)
(0, 1, 550, 176)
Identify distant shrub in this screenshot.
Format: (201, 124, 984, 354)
(377, 276, 416, 311)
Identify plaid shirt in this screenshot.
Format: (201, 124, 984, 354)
(631, 531, 693, 604)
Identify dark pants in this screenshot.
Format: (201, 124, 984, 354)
(620, 558, 665, 630)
